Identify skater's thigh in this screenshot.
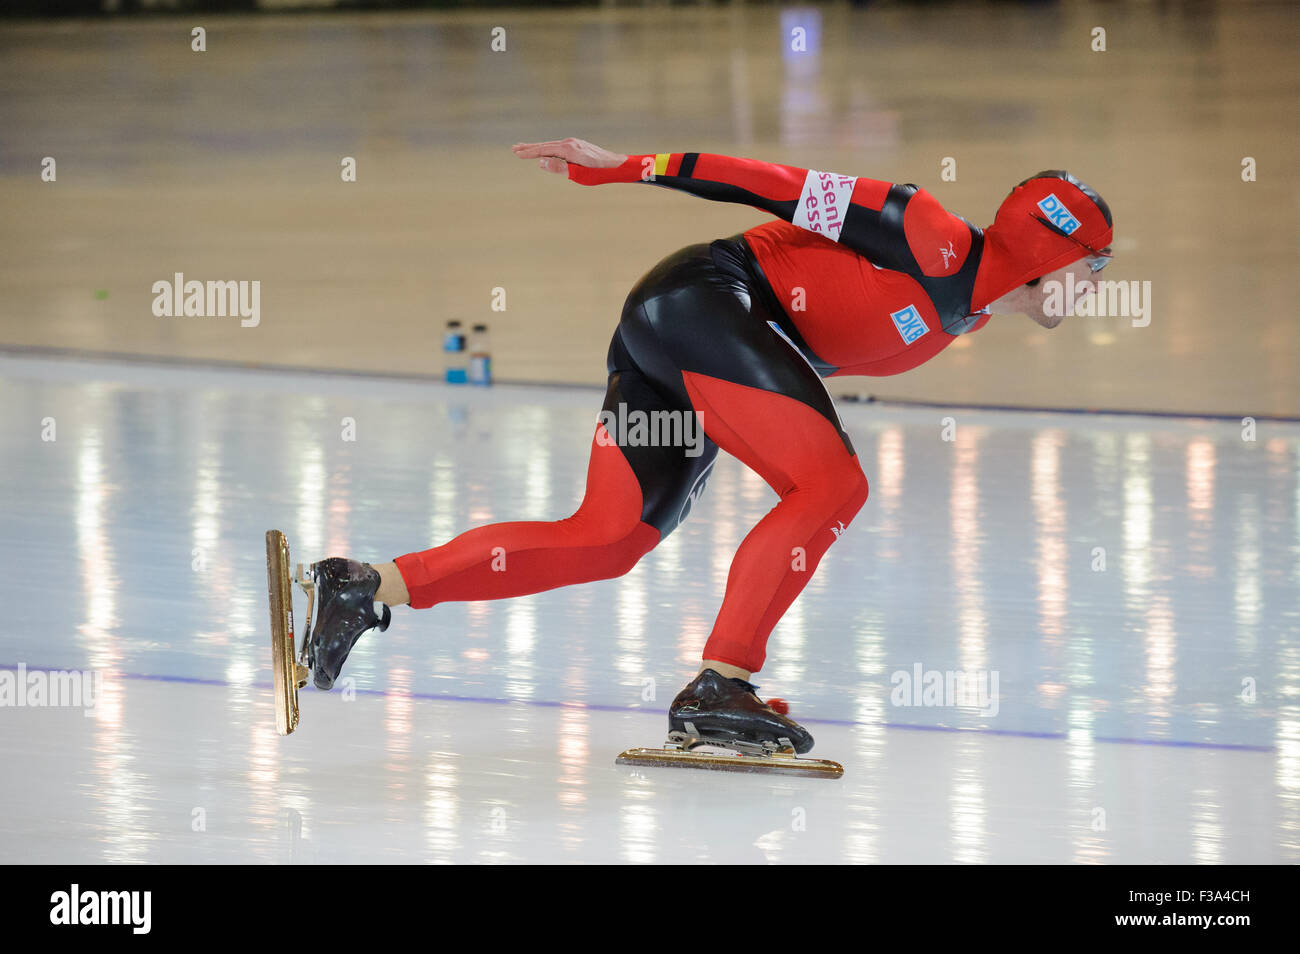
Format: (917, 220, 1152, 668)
(602, 329, 718, 537)
(681, 365, 861, 496)
(667, 312, 861, 491)
(623, 252, 855, 466)
(641, 288, 858, 489)
(680, 313, 854, 460)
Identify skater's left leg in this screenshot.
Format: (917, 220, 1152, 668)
(611, 238, 869, 677)
(685, 370, 870, 676)
(662, 372, 867, 753)
(625, 252, 871, 676)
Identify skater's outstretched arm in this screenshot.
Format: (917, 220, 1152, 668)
(512, 138, 971, 274)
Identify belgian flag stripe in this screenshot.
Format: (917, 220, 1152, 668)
(678, 153, 699, 178)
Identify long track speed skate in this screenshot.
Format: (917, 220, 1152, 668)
(265, 530, 391, 734)
(265, 529, 312, 735)
(616, 735, 843, 779)
(617, 669, 843, 779)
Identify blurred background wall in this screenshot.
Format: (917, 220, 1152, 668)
(0, 1, 1296, 416)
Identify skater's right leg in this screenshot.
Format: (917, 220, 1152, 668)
(391, 420, 660, 608)
(372, 562, 409, 607)
(308, 422, 655, 690)
(392, 329, 718, 609)
(306, 323, 716, 690)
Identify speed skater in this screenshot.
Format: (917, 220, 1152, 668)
(300, 137, 1114, 755)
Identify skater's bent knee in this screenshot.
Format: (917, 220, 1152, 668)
(785, 466, 869, 529)
(790, 464, 869, 504)
(583, 523, 659, 580)
(827, 469, 869, 522)
(564, 502, 644, 545)
(558, 499, 659, 571)
(604, 535, 656, 577)
(844, 468, 870, 508)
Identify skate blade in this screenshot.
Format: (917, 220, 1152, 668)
(266, 530, 310, 736)
(616, 746, 843, 779)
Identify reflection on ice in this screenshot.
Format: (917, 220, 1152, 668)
(0, 356, 1295, 863)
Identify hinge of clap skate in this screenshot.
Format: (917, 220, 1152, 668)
(294, 562, 315, 672)
(671, 725, 793, 757)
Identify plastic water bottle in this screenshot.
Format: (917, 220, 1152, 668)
(443, 320, 467, 384)
(468, 323, 492, 386)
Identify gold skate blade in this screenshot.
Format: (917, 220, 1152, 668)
(616, 746, 843, 779)
(266, 530, 306, 736)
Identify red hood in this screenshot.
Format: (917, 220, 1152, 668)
(971, 171, 1114, 310)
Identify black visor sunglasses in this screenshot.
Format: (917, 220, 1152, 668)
(1029, 212, 1113, 273)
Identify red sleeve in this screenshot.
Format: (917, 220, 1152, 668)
(567, 152, 967, 279)
(569, 152, 893, 245)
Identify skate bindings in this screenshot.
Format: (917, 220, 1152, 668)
(670, 668, 815, 753)
(304, 557, 391, 691)
(617, 669, 843, 778)
(264, 530, 391, 734)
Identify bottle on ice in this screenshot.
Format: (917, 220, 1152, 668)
(443, 320, 467, 384)
(468, 323, 492, 386)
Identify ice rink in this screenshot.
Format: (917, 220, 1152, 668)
(0, 1, 1296, 867)
(1, 354, 1295, 864)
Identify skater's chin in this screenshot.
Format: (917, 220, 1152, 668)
(313, 670, 337, 691)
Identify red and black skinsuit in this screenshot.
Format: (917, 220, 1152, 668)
(394, 152, 1113, 673)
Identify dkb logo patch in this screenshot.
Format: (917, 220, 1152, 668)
(1036, 193, 1081, 235)
(890, 304, 930, 345)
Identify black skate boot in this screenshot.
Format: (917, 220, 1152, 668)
(669, 669, 814, 754)
(305, 558, 391, 690)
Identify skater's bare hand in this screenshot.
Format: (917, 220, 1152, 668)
(511, 138, 628, 176)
